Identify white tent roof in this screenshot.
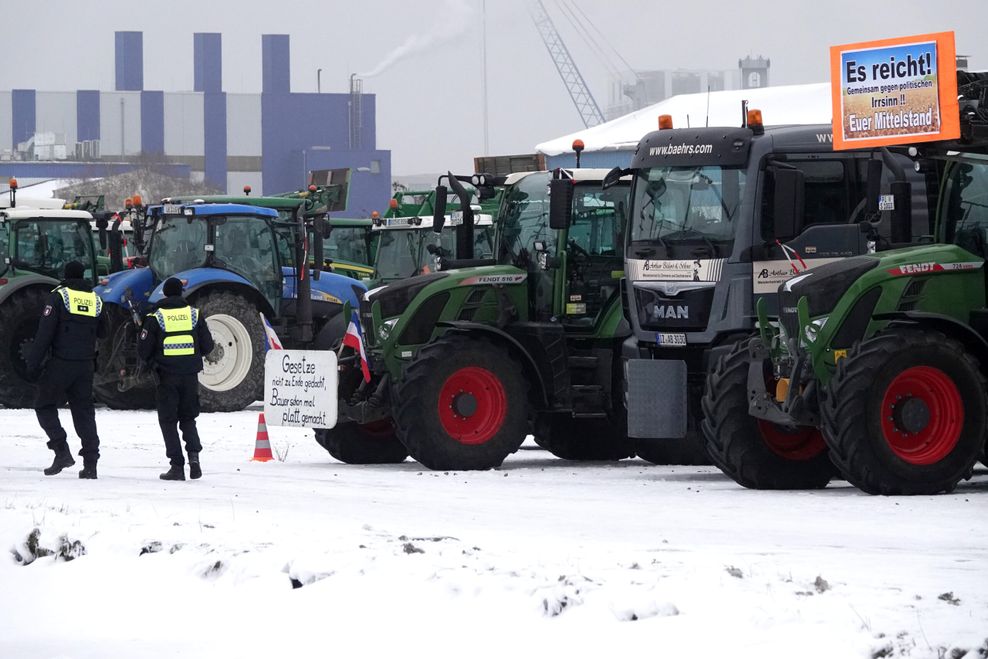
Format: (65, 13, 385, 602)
(536, 82, 833, 157)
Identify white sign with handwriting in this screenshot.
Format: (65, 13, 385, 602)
(264, 350, 337, 428)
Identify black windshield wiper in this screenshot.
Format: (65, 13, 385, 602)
(666, 229, 720, 257)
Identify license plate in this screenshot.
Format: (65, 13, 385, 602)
(449, 210, 464, 225)
(162, 204, 183, 215)
(656, 332, 687, 346)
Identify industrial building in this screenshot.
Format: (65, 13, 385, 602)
(0, 31, 390, 217)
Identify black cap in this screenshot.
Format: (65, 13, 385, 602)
(64, 261, 85, 280)
(162, 277, 184, 297)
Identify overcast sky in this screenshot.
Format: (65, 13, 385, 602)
(3, 0, 987, 175)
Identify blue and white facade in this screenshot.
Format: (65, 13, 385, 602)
(0, 31, 390, 217)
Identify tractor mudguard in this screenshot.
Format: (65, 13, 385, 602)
(95, 267, 155, 313)
(437, 320, 550, 407)
(876, 310, 988, 365)
(149, 268, 276, 317)
(282, 266, 366, 308)
(0, 272, 60, 305)
(149, 267, 252, 301)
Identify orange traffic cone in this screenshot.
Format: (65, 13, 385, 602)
(251, 412, 274, 462)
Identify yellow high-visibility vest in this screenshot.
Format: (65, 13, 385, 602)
(57, 287, 102, 318)
(153, 306, 200, 357)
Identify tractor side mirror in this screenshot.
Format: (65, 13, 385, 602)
(772, 168, 805, 239)
(432, 185, 448, 234)
(549, 179, 574, 230)
(602, 167, 630, 190)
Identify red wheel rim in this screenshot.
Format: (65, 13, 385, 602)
(880, 366, 962, 465)
(437, 366, 507, 445)
(757, 420, 827, 461)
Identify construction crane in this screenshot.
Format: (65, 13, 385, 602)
(529, 0, 606, 128)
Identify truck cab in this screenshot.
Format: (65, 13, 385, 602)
(623, 116, 933, 463)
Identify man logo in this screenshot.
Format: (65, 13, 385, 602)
(652, 305, 689, 320)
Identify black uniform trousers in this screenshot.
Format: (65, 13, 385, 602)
(156, 371, 202, 466)
(35, 358, 100, 461)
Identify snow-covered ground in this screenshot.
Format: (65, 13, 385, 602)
(1, 407, 985, 659)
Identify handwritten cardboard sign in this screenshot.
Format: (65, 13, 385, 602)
(264, 350, 338, 428)
(830, 32, 959, 150)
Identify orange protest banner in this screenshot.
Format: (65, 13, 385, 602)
(830, 32, 959, 151)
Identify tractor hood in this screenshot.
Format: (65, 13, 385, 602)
(95, 266, 156, 313)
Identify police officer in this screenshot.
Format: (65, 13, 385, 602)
(26, 260, 106, 479)
(138, 277, 214, 481)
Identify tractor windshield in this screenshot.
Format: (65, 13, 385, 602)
(11, 220, 94, 279)
(375, 229, 422, 280)
(148, 215, 208, 278)
(941, 157, 988, 256)
(630, 165, 746, 258)
(327, 226, 370, 264)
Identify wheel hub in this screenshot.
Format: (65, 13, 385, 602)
(880, 365, 963, 465)
(199, 313, 253, 392)
(437, 366, 508, 446)
(452, 392, 478, 418)
(890, 396, 931, 435)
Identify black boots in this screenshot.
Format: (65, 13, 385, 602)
(159, 465, 186, 481)
(43, 445, 76, 476)
(188, 453, 201, 480)
(78, 462, 98, 480)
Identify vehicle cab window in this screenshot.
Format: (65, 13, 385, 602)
(13, 220, 94, 279)
(943, 158, 988, 256)
(214, 217, 280, 303)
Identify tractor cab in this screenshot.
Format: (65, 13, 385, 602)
(161, 184, 372, 280)
(372, 212, 496, 283)
(497, 169, 629, 332)
(2, 209, 99, 282)
(147, 203, 291, 314)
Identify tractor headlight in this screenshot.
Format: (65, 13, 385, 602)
(378, 317, 399, 341)
(803, 317, 828, 344)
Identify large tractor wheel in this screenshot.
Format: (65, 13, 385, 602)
(701, 337, 834, 489)
(0, 288, 47, 408)
(93, 307, 157, 409)
(196, 292, 266, 413)
(535, 414, 634, 461)
(394, 334, 530, 470)
(821, 330, 986, 495)
(314, 419, 408, 464)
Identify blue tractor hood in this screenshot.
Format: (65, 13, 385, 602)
(95, 267, 156, 313)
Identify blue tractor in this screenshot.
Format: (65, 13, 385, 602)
(95, 202, 364, 412)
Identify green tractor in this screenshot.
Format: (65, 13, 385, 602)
(0, 202, 107, 407)
(371, 181, 502, 285)
(317, 168, 634, 468)
(702, 71, 988, 495)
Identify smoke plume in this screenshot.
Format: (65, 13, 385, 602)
(358, 0, 475, 78)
